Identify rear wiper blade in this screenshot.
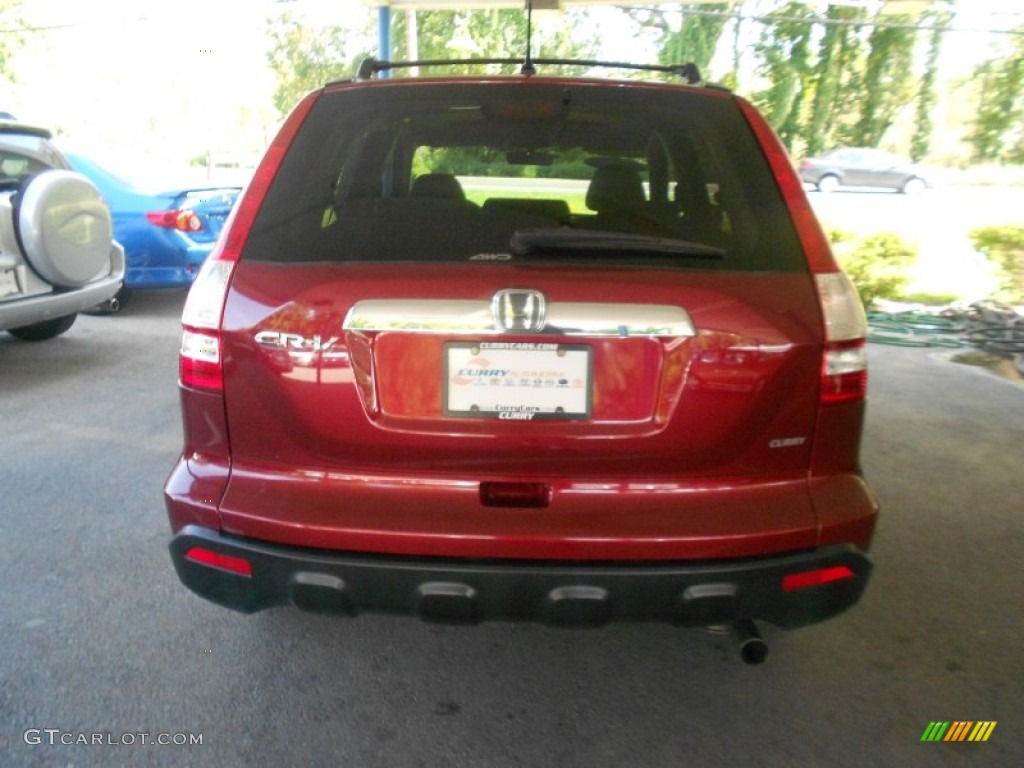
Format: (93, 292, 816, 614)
(510, 228, 725, 260)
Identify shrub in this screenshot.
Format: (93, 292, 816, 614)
(827, 229, 917, 308)
(969, 225, 1024, 303)
(898, 292, 961, 306)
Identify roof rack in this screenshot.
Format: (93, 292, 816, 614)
(354, 57, 703, 86)
(0, 121, 52, 140)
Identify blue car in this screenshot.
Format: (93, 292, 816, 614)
(65, 152, 240, 310)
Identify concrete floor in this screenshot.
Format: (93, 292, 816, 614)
(1, 291, 1021, 767)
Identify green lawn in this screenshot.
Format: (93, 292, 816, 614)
(461, 177, 590, 215)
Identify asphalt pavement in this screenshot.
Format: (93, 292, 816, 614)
(1, 290, 1021, 767)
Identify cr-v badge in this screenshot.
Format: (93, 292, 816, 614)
(254, 330, 340, 351)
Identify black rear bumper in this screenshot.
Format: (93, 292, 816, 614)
(169, 525, 872, 629)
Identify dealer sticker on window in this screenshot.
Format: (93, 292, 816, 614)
(444, 342, 592, 420)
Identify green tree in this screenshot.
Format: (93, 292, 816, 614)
(265, 11, 372, 116)
(805, 5, 867, 156)
(966, 28, 1024, 163)
(910, 5, 951, 161)
(849, 19, 916, 147)
(723, 3, 955, 157)
(751, 3, 817, 150)
(391, 8, 598, 74)
(970, 225, 1024, 302)
(669, 3, 731, 76)
(831, 230, 917, 307)
(626, 3, 732, 78)
(1, 0, 25, 84)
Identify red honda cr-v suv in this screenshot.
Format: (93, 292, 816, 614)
(165, 58, 877, 661)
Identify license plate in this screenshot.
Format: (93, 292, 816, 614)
(444, 342, 592, 420)
(0, 268, 18, 299)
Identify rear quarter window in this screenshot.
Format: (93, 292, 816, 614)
(242, 80, 806, 273)
(0, 143, 64, 190)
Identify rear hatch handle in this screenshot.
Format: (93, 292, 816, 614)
(343, 298, 696, 339)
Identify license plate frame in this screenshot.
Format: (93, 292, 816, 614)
(444, 341, 592, 421)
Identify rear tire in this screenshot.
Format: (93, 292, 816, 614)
(901, 177, 925, 195)
(7, 313, 77, 341)
(817, 175, 840, 193)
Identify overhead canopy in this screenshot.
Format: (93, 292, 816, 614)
(373, 0, 732, 8)
(368, 1, 927, 11)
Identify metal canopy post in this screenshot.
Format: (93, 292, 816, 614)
(378, 5, 392, 76)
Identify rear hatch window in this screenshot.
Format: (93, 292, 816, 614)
(241, 80, 805, 273)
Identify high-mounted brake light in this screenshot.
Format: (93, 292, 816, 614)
(177, 90, 320, 393)
(147, 209, 203, 232)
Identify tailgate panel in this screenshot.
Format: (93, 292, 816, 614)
(222, 262, 822, 478)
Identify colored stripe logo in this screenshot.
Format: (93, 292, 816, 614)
(921, 721, 997, 742)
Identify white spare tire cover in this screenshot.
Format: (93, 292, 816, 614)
(16, 170, 113, 289)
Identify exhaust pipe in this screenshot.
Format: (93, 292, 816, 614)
(733, 619, 768, 665)
(87, 297, 121, 315)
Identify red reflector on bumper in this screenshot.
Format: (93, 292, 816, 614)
(185, 547, 253, 577)
(782, 565, 855, 591)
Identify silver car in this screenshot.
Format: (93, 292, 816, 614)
(799, 147, 928, 194)
(0, 121, 124, 341)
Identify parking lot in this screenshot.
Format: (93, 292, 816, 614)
(1, 290, 1021, 767)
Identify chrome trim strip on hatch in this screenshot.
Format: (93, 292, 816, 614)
(342, 298, 696, 338)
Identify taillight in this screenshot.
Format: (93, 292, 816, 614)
(147, 209, 203, 232)
(176, 90, 319, 393)
(180, 329, 223, 391)
(817, 272, 868, 405)
(179, 260, 234, 391)
(735, 97, 868, 405)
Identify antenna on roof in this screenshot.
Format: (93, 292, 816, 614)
(521, 0, 536, 75)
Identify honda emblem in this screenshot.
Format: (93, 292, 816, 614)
(492, 289, 546, 332)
